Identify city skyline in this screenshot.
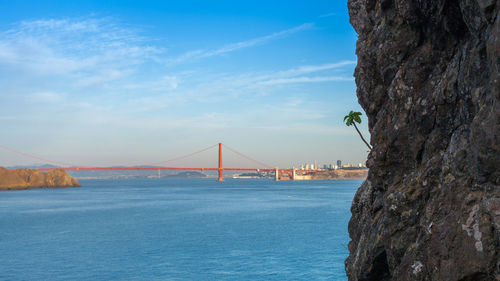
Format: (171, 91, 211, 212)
(0, 1, 369, 168)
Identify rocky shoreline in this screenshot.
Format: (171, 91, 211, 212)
(0, 167, 81, 190)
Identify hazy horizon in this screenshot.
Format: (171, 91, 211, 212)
(0, 0, 369, 168)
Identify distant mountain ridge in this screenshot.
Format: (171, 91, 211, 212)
(167, 171, 207, 178)
(6, 164, 60, 169)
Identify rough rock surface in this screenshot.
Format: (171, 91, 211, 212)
(346, 0, 499, 280)
(0, 167, 81, 190)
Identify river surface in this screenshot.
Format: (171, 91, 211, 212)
(0, 178, 360, 280)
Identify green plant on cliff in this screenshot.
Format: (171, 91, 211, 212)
(344, 111, 372, 150)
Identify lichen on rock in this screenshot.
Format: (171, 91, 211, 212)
(345, 0, 499, 280)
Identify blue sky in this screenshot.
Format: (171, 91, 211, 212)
(0, 0, 369, 168)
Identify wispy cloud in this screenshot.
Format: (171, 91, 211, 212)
(29, 92, 66, 103)
(0, 16, 350, 107)
(275, 60, 355, 77)
(169, 23, 314, 64)
(192, 60, 355, 93)
(319, 12, 336, 18)
(201, 23, 313, 57)
(75, 69, 130, 87)
(124, 75, 179, 91)
(258, 76, 353, 85)
(0, 17, 163, 82)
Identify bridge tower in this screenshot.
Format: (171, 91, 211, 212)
(217, 143, 223, 182)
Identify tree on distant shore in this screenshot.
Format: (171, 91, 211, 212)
(344, 111, 372, 150)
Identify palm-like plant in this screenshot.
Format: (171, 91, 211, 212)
(344, 111, 372, 150)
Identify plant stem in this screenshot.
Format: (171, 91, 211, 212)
(353, 123, 372, 150)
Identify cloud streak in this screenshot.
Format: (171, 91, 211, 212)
(191, 60, 356, 93)
(0, 17, 163, 82)
(169, 23, 314, 64)
(258, 76, 354, 85)
(202, 23, 313, 57)
(319, 12, 336, 18)
(275, 60, 355, 77)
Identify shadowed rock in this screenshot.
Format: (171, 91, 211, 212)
(346, 0, 499, 280)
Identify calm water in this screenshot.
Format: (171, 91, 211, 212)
(0, 178, 360, 280)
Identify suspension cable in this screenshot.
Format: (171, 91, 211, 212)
(222, 144, 274, 168)
(0, 144, 90, 168)
(139, 143, 219, 167)
(1, 143, 270, 169)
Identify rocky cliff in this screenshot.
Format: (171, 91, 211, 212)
(0, 167, 81, 190)
(346, 0, 499, 280)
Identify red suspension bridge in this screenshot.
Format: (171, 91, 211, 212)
(1, 143, 324, 181)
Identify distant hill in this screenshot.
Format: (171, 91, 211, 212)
(167, 171, 207, 178)
(6, 164, 60, 169)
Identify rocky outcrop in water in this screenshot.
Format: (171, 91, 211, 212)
(345, 0, 499, 280)
(0, 167, 81, 190)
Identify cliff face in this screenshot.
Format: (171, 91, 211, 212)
(346, 0, 499, 280)
(0, 167, 81, 190)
